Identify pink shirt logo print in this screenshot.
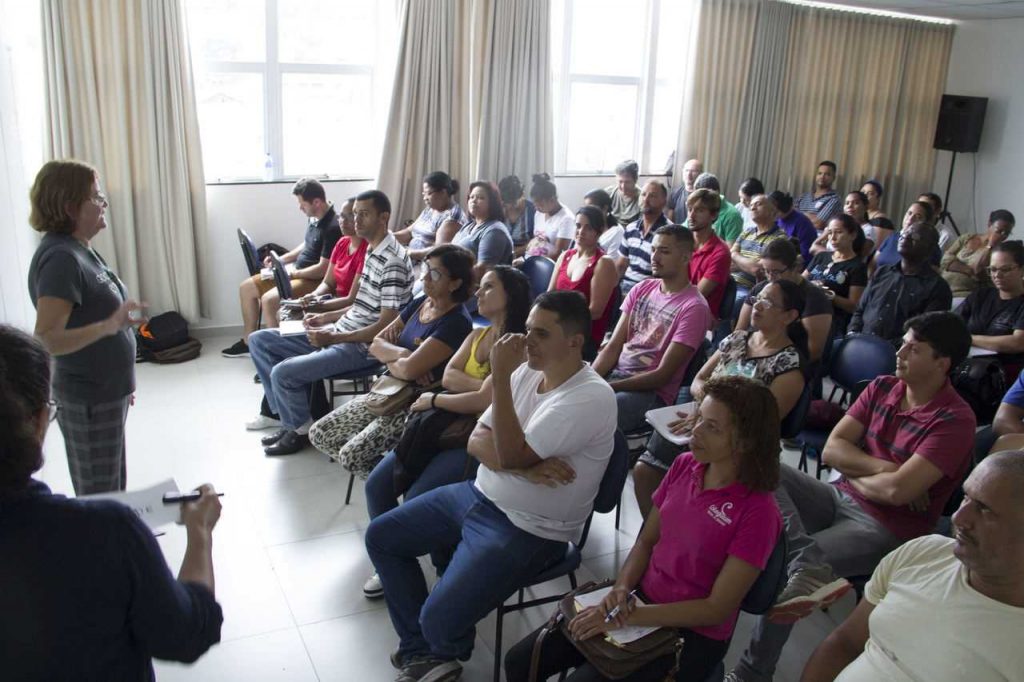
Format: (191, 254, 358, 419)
(707, 501, 734, 527)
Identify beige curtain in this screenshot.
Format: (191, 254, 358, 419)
(377, 0, 553, 224)
(681, 0, 953, 216)
(474, 0, 552, 183)
(41, 0, 208, 320)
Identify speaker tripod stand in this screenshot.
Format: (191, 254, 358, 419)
(939, 149, 962, 237)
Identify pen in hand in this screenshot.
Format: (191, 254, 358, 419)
(604, 589, 638, 623)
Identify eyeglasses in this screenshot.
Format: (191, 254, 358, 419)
(90, 192, 108, 206)
(423, 267, 445, 282)
(47, 399, 60, 422)
(746, 294, 780, 310)
(763, 267, 790, 278)
(988, 265, 1020, 276)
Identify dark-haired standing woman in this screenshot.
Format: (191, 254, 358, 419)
(27, 160, 142, 495)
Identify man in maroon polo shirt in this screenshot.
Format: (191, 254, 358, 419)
(686, 188, 732, 316)
(728, 311, 976, 682)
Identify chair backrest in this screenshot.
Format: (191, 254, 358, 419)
(521, 256, 556, 301)
(681, 339, 710, 390)
(718, 277, 738, 320)
(741, 530, 789, 614)
(829, 333, 897, 397)
(593, 430, 630, 514)
(269, 251, 293, 299)
(780, 380, 813, 440)
(237, 228, 261, 276)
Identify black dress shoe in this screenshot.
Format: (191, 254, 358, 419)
(254, 373, 262, 384)
(265, 431, 310, 456)
(261, 429, 288, 446)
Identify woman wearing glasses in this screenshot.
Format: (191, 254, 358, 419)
(941, 209, 1016, 298)
(27, 160, 143, 495)
(633, 280, 807, 519)
(955, 240, 1024, 379)
(308, 244, 474, 479)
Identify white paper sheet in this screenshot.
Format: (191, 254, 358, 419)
(84, 478, 181, 531)
(278, 319, 308, 336)
(574, 586, 661, 645)
(645, 402, 697, 446)
(968, 346, 997, 357)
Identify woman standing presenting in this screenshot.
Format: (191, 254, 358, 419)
(27, 160, 143, 495)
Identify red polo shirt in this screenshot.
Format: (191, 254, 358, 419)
(689, 232, 732, 315)
(838, 375, 975, 540)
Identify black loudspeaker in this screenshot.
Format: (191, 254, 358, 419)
(933, 95, 987, 153)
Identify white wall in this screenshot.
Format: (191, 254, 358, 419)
(932, 18, 1024, 236)
(194, 173, 669, 331)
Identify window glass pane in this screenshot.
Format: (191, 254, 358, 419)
(278, 0, 375, 65)
(564, 82, 637, 173)
(185, 0, 265, 62)
(282, 73, 376, 177)
(648, 84, 682, 174)
(569, 0, 645, 77)
(194, 73, 265, 180)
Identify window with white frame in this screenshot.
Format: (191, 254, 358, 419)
(185, 0, 396, 182)
(550, 0, 696, 175)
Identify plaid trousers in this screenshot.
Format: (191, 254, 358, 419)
(54, 394, 130, 496)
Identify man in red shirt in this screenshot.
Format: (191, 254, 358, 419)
(728, 311, 976, 682)
(686, 189, 732, 317)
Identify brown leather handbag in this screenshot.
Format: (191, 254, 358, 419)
(529, 580, 684, 681)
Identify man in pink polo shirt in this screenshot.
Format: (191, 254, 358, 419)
(593, 224, 712, 438)
(728, 311, 976, 682)
(687, 189, 732, 317)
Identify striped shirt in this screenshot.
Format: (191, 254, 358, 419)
(731, 224, 788, 289)
(795, 189, 840, 226)
(617, 213, 669, 293)
(335, 233, 413, 336)
(837, 375, 975, 540)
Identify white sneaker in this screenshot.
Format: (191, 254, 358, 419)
(246, 414, 281, 431)
(363, 572, 384, 599)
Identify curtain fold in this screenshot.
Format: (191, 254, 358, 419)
(681, 0, 953, 216)
(377, 0, 553, 225)
(41, 0, 208, 320)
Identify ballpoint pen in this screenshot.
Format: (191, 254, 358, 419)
(604, 589, 638, 623)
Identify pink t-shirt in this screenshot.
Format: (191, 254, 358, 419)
(616, 278, 712, 405)
(640, 453, 782, 641)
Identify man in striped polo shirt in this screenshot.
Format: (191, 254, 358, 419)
(250, 190, 414, 456)
(615, 180, 669, 294)
(730, 194, 788, 296)
(728, 312, 976, 682)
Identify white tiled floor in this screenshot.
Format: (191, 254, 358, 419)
(37, 333, 855, 681)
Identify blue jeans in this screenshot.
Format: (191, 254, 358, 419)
(608, 370, 665, 433)
(364, 481, 566, 662)
(248, 329, 377, 431)
(365, 449, 476, 520)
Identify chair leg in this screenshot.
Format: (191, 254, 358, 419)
(798, 444, 808, 473)
(614, 499, 621, 530)
(345, 472, 355, 505)
(493, 605, 504, 682)
(569, 571, 577, 590)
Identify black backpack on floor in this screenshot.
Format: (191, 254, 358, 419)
(137, 311, 201, 364)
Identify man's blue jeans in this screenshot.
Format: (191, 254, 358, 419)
(248, 329, 377, 431)
(364, 481, 566, 662)
(365, 449, 476, 520)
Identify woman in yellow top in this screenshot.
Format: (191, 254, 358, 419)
(360, 265, 531, 598)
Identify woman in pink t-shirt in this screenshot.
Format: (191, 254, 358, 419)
(505, 376, 783, 682)
(548, 206, 618, 349)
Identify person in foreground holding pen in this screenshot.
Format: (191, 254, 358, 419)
(504, 376, 783, 682)
(0, 324, 224, 681)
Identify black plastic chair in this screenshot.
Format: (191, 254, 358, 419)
(237, 228, 262, 276)
(780, 380, 813, 441)
(491, 430, 630, 682)
(712, 277, 738, 347)
(797, 334, 897, 478)
(269, 251, 293, 300)
(521, 256, 556, 301)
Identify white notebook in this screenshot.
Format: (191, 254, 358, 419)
(278, 319, 308, 336)
(644, 402, 697, 446)
(574, 586, 661, 645)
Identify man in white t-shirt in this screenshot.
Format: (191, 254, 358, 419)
(801, 450, 1024, 682)
(365, 291, 616, 682)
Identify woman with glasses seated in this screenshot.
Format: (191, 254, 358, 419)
(804, 214, 868, 337)
(955, 240, 1024, 379)
(735, 239, 832, 366)
(26, 160, 143, 495)
(632, 280, 807, 519)
(308, 245, 474, 478)
(0, 325, 224, 680)
(941, 209, 1016, 298)
(504, 376, 783, 682)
